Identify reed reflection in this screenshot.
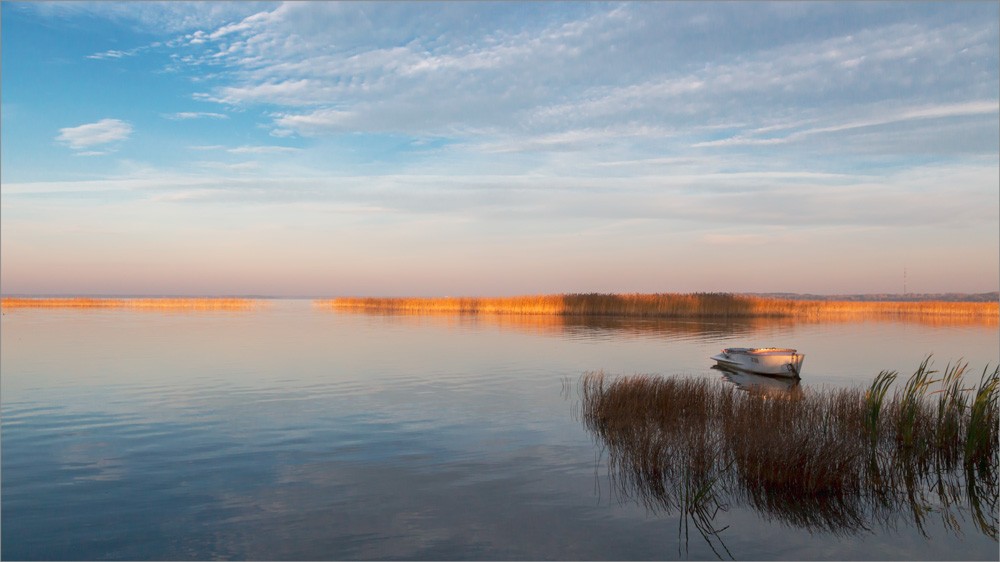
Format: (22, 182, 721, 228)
(319, 307, 995, 354)
(318, 308, 787, 341)
(578, 361, 999, 558)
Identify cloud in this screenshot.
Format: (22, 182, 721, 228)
(269, 108, 356, 135)
(155, 3, 996, 148)
(87, 47, 144, 60)
(5, 162, 995, 230)
(226, 145, 299, 154)
(56, 119, 133, 151)
(27, 1, 278, 34)
(162, 111, 229, 120)
(469, 125, 680, 154)
(194, 79, 331, 107)
(172, 4, 645, 136)
(185, 144, 298, 154)
(196, 160, 261, 172)
(693, 101, 1000, 148)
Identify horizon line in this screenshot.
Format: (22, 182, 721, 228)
(3, 291, 998, 300)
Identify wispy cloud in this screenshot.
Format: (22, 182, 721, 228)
(196, 160, 261, 172)
(186, 144, 298, 154)
(56, 118, 133, 152)
(162, 111, 229, 120)
(87, 46, 146, 60)
(694, 101, 1000, 148)
(28, 1, 278, 34)
(5, 161, 994, 227)
(158, 3, 997, 150)
(172, 4, 644, 137)
(226, 145, 299, 154)
(470, 125, 679, 154)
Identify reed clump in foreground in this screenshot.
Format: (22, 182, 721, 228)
(1, 297, 262, 311)
(579, 358, 999, 554)
(318, 293, 998, 322)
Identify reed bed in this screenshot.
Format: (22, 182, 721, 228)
(1, 297, 262, 311)
(579, 359, 999, 547)
(318, 293, 998, 323)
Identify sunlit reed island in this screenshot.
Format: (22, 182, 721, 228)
(0, 297, 262, 311)
(317, 293, 998, 321)
(578, 359, 999, 557)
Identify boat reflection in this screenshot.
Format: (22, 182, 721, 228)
(712, 365, 802, 398)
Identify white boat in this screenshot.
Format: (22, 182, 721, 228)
(710, 347, 804, 378)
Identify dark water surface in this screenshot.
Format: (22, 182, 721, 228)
(2, 300, 997, 560)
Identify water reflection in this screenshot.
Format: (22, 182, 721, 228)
(324, 309, 995, 354)
(324, 308, 788, 341)
(578, 371, 998, 559)
(713, 365, 802, 398)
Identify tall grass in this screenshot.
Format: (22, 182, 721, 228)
(317, 293, 998, 323)
(1, 297, 261, 311)
(966, 365, 1000, 470)
(864, 370, 896, 442)
(894, 357, 937, 451)
(579, 358, 999, 546)
(934, 361, 969, 465)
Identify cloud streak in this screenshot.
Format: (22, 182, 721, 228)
(693, 101, 1000, 148)
(56, 119, 133, 152)
(162, 111, 229, 120)
(5, 161, 995, 229)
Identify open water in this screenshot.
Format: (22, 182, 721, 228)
(2, 300, 997, 560)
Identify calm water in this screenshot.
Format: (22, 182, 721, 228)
(2, 300, 998, 560)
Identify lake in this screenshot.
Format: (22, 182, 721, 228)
(2, 300, 997, 560)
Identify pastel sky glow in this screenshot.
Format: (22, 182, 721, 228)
(2, 1, 998, 296)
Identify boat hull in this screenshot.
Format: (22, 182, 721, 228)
(711, 348, 804, 378)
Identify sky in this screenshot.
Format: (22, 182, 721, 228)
(1, 1, 998, 297)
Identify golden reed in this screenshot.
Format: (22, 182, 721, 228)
(579, 361, 999, 540)
(1, 297, 261, 311)
(316, 293, 997, 323)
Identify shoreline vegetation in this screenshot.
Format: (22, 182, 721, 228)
(579, 359, 999, 552)
(0, 297, 261, 311)
(2, 293, 995, 323)
(316, 293, 998, 322)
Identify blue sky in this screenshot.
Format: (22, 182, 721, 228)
(2, 1, 998, 296)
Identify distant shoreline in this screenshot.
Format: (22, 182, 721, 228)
(0, 297, 260, 311)
(3, 294, 996, 324)
(746, 292, 999, 303)
(314, 293, 998, 321)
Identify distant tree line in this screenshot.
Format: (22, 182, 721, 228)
(751, 292, 999, 303)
